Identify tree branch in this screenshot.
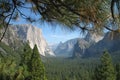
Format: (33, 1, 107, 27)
(0, 7, 16, 42)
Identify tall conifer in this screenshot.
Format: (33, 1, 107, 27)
(95, 51, 116, 80)
(30, 45, 47, 80)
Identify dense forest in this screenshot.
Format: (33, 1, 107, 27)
(0, 42, 120, 80)
(44, 51, 120, 80)
(0, 43, 47, 80)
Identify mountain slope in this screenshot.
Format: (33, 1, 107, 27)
(83, 32, 120, 57)
(73, 32, 103, 58)
(1, 24, 54, 56)
(73, 39, 89, 57)
(54, 38, 78, 57)
(54, 32, 104, 58)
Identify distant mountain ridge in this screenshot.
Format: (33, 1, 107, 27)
(1, 24, 54, 56)
(54, 32, 104, 57)
(1, 24, 119, 58)
(73, 39, 89, 57)
(83, 32, 120, 57)
(85, 31, 104, 43)
(73, 32, 104, 58)
(54, 38, 78, 57)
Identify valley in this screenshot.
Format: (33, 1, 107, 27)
(0, 0, 120, 80)
(44, 55, 120, 80)
(0, 24, 120, 80)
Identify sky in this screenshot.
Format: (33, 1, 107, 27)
(10, 3, 82, 45)
(12, 18, 81, 45)
(7, 1, 120, 45)
(33, 3, 118, 45)
(36, 23, 81, 45)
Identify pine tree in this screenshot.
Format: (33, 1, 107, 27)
(0, 57, 17, 80)
(30, 45, 47, 80)
(21, 43, 33, 79)
(116, 64, 120, 80)
(15, 66, 25, 80)
(95, 51, 116, 80)
(22, 43, 32, 66)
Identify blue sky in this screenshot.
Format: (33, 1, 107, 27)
(10, 3, 82, 45)
(9, 1, 120, 45)
(36, 23, 81, 45)
(12, 19, 81, 45)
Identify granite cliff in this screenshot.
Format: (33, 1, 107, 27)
(1, 24, 54, 56)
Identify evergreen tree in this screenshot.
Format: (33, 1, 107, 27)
(22, 43, 32, 66)
(116, 64, 120, 80)
(95, 51, 116, 80)
(15, 66, 25, 80)
(0, 57, 17, 80)
(30, 45, 47, 80)
(21, 43, 33, 79)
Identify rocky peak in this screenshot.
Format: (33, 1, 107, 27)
(54, 38, 78, 57)
(85, 31, 104, 43)
(2, 24, 55, 56)
(72, 32, 104, 58)
(73, 39, 89, 58)
(83, 32, 120, 58)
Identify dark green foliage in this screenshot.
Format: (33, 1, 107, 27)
(44, 52, 120, 80)
(22, 43, 32, 67)
(0, 42, 120, 80)
(95, 51, 116, 80)
(44, 58, 98, 80)
(0, 43, 47, 80)
(21, 44, 47, 80)
(0, 57, 16, 80)
(0, 42, 21, 60)
(19, 43, 33, 80)
(30, 45, 47, 80)
(116, 64, 120, 80)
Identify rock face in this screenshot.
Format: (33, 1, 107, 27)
(54, 32, 104, 58)
(73, 39, 89, 57)
(72, 32, 103, 58)
(2, 24, 54, 56)
(54, 38, 78, 57)
(1, 25, 22, 49)
(83, 32, 120, 57)
(85, 32, 104, 43)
